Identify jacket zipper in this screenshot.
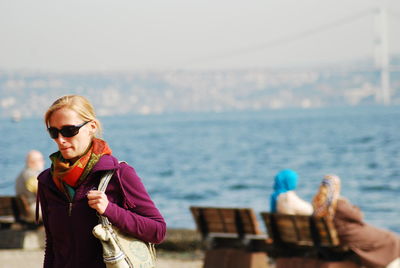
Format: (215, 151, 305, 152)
(68, 202, 73, 216)
(64, 171, 107, 216)
(65, 189, 73, 216)
(48, 183, 74, 216)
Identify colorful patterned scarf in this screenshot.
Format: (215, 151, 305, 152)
(312, 174, 341, 218)
(50, 138, 112, 199)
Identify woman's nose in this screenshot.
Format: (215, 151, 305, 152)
(54, 134, 67, 144)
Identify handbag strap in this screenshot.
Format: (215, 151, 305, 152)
(98, 170, 114, 192)
(98, 170, 115, 227)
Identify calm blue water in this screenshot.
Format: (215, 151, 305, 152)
(0, 107, 399, 233)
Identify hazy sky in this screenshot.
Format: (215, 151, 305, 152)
(0, 0, 399, 72)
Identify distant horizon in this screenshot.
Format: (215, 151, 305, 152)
(2, 104, 400, 121)
(1, 54, 400, 75)
(1, 53, 399, 119)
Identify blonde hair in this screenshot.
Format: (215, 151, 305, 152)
(44, 95, 102, 137)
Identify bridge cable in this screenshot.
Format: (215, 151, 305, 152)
(181, 8, 375, 67)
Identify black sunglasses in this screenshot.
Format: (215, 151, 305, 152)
(48, 121, 90, 139)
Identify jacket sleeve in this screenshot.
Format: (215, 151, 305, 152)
(37, 178, 55, 267)
(102, 163, 166, 244)
(335, 198, 364, 223)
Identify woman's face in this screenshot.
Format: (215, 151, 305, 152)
(48, 108, 97, 163)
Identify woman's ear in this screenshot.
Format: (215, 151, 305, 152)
(89, 120, 98, 136)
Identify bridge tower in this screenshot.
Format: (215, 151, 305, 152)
(374, 5, 391, 105)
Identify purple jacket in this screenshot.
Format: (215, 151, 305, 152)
(37, 154, 166, 268)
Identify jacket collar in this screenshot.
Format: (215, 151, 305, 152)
(91, 154, 119, 173)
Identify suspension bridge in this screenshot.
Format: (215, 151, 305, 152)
(183, 5, 400, 105)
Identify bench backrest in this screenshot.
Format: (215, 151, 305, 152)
(260, 212, 340, 248)
(0, 196, 32, 225)
(0, 196, 20, 224)
(313, 216, 340, 246)
(190, 206, 263, 239)
(261, 212, 313, 246)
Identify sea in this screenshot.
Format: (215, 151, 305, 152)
(0, 106, 399, 233)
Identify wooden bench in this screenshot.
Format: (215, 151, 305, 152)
(190, 206, 270, 268)
(0, 195, 39, 229)
(0, 196, 44, 249)
(0, 196, 23, 229)
(261, 213, 314, 258)
(260, 212, 361, 268)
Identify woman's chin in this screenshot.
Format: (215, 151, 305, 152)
(61, 152, 77, 162)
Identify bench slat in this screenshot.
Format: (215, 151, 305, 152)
(0, 197, 15, 216)
(314, 217, 340, 246)
(260, 212, 352, 261)
(261, 213, 314, 246)
(190, 206, 263, 239)
(0, 196, 33, 228)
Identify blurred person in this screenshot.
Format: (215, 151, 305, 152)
(37, 95, 166, 267)
(270, 169, 313, 215)
(313, 174, 400, 268)
(15, 149, 45, 223)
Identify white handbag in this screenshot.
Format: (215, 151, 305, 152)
(92, 170, 156, 268)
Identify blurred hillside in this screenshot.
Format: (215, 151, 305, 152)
(1, 58, 399, 119)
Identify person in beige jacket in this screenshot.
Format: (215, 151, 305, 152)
(313, 174, 400, 268)
(15, 150, 45, 223)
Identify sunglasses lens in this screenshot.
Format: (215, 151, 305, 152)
(48, 121, 89, 139)
(60, 126, 79, 138)
(48, 128, 59, 139)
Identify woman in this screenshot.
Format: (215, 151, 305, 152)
(270, 169, 313, 215)
(37, 95, 166, 268)
(313, 174, 400, 268)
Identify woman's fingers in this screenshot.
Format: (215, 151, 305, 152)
(87, 190, 109, 215)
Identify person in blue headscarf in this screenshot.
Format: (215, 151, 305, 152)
(270, 169, 313, 215)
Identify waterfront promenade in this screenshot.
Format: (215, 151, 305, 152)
(0, 249, 203, 268)
(0, 228, 204, 268)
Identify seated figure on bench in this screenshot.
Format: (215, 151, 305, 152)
(15, 150, 44, 223)
(313, 174, 400, 268)
(270, 169, 313, 215)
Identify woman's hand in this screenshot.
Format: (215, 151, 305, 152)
(87, 190, 109, 215)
